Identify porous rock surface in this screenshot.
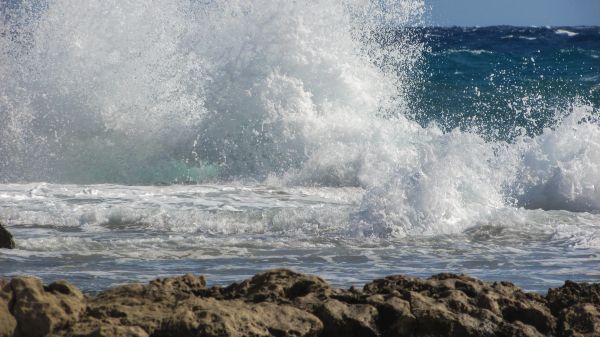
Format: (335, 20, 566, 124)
(0, 269, 598, 337)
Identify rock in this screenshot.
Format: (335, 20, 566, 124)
(220, 269, 332, 303)
(0, 282, 16, 337)
(65, 271, 321, 337)
(148, 273, 207, 300)
(66, 275, 323, 336)
(546, 281, 600, 336)
(362, 273, 556, 336)
(155, 298, 323, 337)
(547, 280, 600, 314)
(315, 299, 378, 337)
(7, 277, 86, 337)
(0, 223, 15, 249)
(66, 323, 149, 337)
(559, 303, 600, 337)
(0, 270, 599, 337)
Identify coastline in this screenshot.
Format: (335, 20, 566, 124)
(1, 269, 598, 337)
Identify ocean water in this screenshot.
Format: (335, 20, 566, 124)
(1, 0, 599, 293)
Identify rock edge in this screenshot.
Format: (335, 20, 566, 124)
(0, 269, 598, 337)
(0, 223, 15, 249)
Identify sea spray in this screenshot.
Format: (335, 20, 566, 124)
(1, 16, 600, 292)
(0, 1, 599, 239)
(0, 0, 425, 183)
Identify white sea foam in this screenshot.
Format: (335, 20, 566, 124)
(555, 29, 579, 37)
(440, 49, 494, 56)
(0, 0, 424, 182)
(0, 0, 599, 241)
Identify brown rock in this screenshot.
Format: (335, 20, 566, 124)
(147, 273, 207, 301)
(156, 298, 323, 337)
(497, 320, 547, 337)
(0, 282, 16, 337)
(547, 280, 600, 314)
(221, 269, 331, 303)
(547, 281, 600, 337)
(9, 277, 86, 337)
(375, 296, 417, 337)
(0, 269, 599, 337)
(67, 272, 322, 337)
(83, 284, 166, 334)
(66, 323, 149, 337)
(0, 223, 15, 249)
(315, 299, 378, 337)
(363, 273, 555, 336)
(559, 303, 600, 337)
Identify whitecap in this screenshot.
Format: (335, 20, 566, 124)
(555, 29, 579, 37)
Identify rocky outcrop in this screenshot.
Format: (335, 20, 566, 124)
(0, 269, 599, 337)
(0, 223, 15, 249)
(0, 277, 86, 337)
(546, 281, 600, 336)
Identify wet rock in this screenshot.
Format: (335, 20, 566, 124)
(0, 223, 15, 249)
(0, 270, 599, 337)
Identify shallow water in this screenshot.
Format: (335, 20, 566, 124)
(1, 183, 599, 293)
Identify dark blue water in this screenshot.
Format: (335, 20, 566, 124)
(415, 26, 599, 139)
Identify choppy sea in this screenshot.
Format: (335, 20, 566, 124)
(1, 1, 599, 293)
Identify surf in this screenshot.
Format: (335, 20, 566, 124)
(1, 0, 599, 237)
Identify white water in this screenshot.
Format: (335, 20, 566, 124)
(1, 0, 600, 291)
(1, 182, 599, 292)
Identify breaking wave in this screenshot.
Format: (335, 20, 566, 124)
(1, 0, 599, 237)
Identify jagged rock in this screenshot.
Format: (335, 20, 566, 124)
(0, 223, 15, 249)
(64, 271, 322, 337)
(154, 298, 323, 337)
(147, 273, 207, 300)
(315, 299, 378, 337)
(362, 273, 556, 336)
(66, 323, 149, 337)
(547, 281, 600, 337)
(6, 277, 86, 337)
(559, 303, 600, 337)
(547, 281, 600, 313)
(0, 270, 599, 337)
(0, 281, 16, 337)
(69, 294, 323, 337)
(220, 269, 332, 303)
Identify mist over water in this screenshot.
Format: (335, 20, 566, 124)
(0, 0, 424, 183)
(1, 0, 599, 291)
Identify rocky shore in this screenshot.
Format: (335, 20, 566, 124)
(0, 269, 598, 337)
